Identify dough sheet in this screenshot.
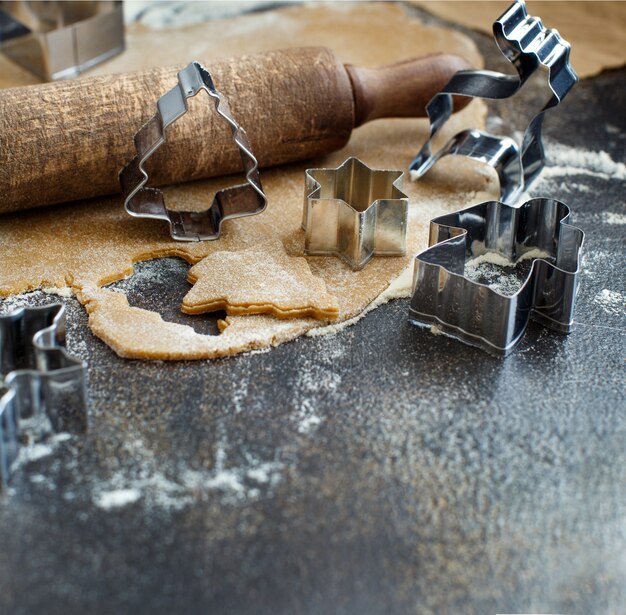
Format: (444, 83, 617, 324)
(413, 1, 626, 79)
(0, 3, 500, 360)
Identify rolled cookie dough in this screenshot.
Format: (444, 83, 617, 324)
(182, 241, 340, 321)
(413, 1, 626, 79)
(0, 3, 499, 360)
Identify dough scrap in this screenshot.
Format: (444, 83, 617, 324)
(412, 1, 626, 79)
(182, 240, 340, 320)
(78, 284, 313, 360)
(0, 3, 500, 361)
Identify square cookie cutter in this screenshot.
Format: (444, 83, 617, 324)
(0, 0, 125, 81)
(409, 198, 584, 356)
(302, 157, 408, 270)
(0, 303, 88, 491)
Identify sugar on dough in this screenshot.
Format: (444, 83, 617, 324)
(0, 3, 500, 360)
(182, 240, 340, 321)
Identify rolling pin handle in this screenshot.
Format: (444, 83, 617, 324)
(345, 54, 473, 127)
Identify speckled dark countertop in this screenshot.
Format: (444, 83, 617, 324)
(0, 4, 625, 614)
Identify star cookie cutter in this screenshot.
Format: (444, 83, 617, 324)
(409, 0, 578, 204)
(0, 303, 88, 491)
(408, 198, 584, 356)
(120, 61, 267, 242)
(302, 157, 408, 270)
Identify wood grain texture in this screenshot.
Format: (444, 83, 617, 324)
(0, 3, 485, 216)
(0, 47, 354, 214)
(0, 46, 471, 215)
(347, 54, 471, 126)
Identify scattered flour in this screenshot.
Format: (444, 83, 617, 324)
(246, 347, 271, 356)
(289, 327, 349, 434)
(29, 474, 48, 484)
(508, 132, 625, 183)
(17, 442, 56, 463)
(89, 434, 285, 511)
(540, 141, 626, 181)
(10, 432, 72, 469)
(16, 413, 54, 441)
(4, 378, 285, 511)
(107, 257, 187, 296)
(292, 353, 342, 434)
(124, 1, 277, 28)
(603, 212, 626, 225)
(95, 488, 142, 510)
(41, 287, 73, 298)
(516, 141, 626, 181)
(593, 289, 625, 317)
(296, 399, 323, 435)
(231, 378, 249, 414)
(467, 248, 551, 268)
(464, 249, 553, 296)
(0, 285, 74, 302)
(308, 262, 414, 338)
(411, 134, 625, 189)
(567, 183, 591, 193)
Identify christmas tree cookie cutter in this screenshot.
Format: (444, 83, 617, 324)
(120, 61, 267, 242)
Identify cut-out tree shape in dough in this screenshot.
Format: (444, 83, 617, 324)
(181, 241, 340, 321)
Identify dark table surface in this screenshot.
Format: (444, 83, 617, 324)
(1, 4, 625, 614)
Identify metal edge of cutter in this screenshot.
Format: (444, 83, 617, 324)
(408, 197, 584, 357)
(302, 157, 408, 271)
(0, 303, 88, 491)
(119, 61, 267, 242)
(409, 0, 578, 204)
(0, 0, 125, 81)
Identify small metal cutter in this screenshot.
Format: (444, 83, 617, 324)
(120, 61, 267, 242)
(409, 0, 578, 204)
(302, 157, 408, 270)
(0, 1, 125, 81)
(409, 198, 584, 356)
(0, 303, 88, 491)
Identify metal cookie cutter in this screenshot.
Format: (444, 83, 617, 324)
(302, 157, 408, 270)
(409, 198, 584, 356)
(0, 303, 88, 491)
(409, 0, 578, 204)
(119, 61, 267, 242)
(0, 1, 125, 81)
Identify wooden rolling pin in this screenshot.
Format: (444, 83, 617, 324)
(0, 47, 470, 214)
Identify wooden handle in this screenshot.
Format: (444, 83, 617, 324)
(346, 54, 472, 126)
(0, 47, 473, 214)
